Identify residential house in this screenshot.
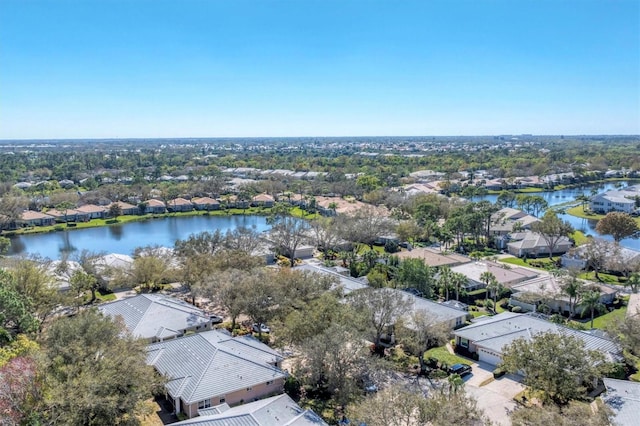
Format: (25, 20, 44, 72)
(453, 312, 622, 366)
(562, 243, 640, 275)
(167, 197, 194, 212)
(99, 294, 212, 342)
(450, 261, 538, 291)
(295, 263, 368, 294)
(144, 199, 166, 214)
(508, 275, 617, 315)
(20, 210, 55, 226)
(76, 204, 108, 219)
(191, 196, 220, 211)
(602, 378, 640, 426)
(507, 231, 572, 258)
(147, 330, 287, 418)
(589, 185, 640, 214)
(395, 247, 470, 268)
(109, 201, 139, 216)
(170, 393, 327, 426)
(252, 193, 275, 207)
(490, 208, 540, 237)
(45, 208, 80, 222)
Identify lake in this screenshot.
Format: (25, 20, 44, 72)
(7, 215, 270, 260)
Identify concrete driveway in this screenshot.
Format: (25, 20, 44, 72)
(464, 362, 524, 426)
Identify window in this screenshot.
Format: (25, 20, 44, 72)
(460, 338, 469, 348)
(266, 380, 273, 386)
(219, 397, 226, 404)
(246, 387, 252, 391)
(198, 399, 212, 410)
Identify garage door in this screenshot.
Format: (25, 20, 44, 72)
(478, 348, 502, 366)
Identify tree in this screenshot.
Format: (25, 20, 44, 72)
(559, 270, 584, 318)
(3, 259, 62, 331)
(394, 258, 434, 297)
(309, 217, 342, 254)
(398, 311, 449, 374)
(108, 202, 122, 220)
(531, 211, 574, 258)
(450, 271, 468, 301)
(627, 272, 640, 294)
(579, 289, 604, 329)
(69, 269, 99, 306)
(174, 230, 223, 258)
(500, 331, 604, 404)
(0, 356, 43, 425)
(128, 251, 172, 291)
(349, 288, 412, 354)
(479, 271, 497, 303)
(0, 236, 11, 255)
(342, 206, 393, 248)
(510, 400, 612, 426)
(437, 266, 454, 301)
(497, 191, 517, 208)
(596, 212, 639, 242)
(41, 310, 163, 425)
(269, 215, 310, 266)
(347, 384, 488, 426)
(0, 272, 38, 344)
(582, 238, 615, 281)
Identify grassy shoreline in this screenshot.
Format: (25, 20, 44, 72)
(565, 206, 640, 227)
(2, 206, 318, 237)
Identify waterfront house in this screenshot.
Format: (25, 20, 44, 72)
(507, 231, 572, 258)
(20, 210, 55, 227)
(252, 193, 275, 207)
(45, 208, 80, 222)
(167, 197, 194, 212)
(191, 196, 220, 210)
(75, 204, 108, 219)
(144, 199, 166, 214)
(108, 201, 139, 216)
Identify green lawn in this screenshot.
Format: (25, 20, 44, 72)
(424, 346, 472, 366)
(566, 206, 640, 227)
(570, 230, 589, 246)
(578, 271, 626, 285)
(592, 306, 627, 330)
(500, 256, 560, 270)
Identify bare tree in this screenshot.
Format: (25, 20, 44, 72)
(269, 216, 310, 266)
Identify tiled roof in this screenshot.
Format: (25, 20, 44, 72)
(172, 394, 327, 426)
(145, 199, 166, 207)
(146, 331, 286, 405)
(395, 248, 470, 267)
(170, 197, 194, 206)
(192, 197, 219, 205)
(99, 294, 209, 340)
(21, 210, 54, 220)
(76, 204, 107, 213)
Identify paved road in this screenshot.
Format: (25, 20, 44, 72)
(465, 363, 524, 426)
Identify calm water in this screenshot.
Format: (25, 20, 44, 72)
(8, 215, 270, 260)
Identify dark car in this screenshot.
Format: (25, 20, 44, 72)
(209, 315, 224, 324)
(448, 363, 472, 377)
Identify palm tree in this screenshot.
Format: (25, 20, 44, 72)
(579, 290, 604, 329)
(576, 193, 590, 212)
(627, 272, 640, 294)
(438, 266, 454, 301)
(480, 271, 497, 303)
(451, 272, 468, 301)
(560, 273, 583, 319)
(488, 280, 503, 310)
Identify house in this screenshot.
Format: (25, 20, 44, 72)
(453, 312, 622, 366)
(108, 201, 139, 216)
(508, 275, 617, 315)
(451, 261, 538, 291)
(252, 193, 275, 207)
(45, 208, 80, 222)
(490, 208, 540, 236)
(401, 289, 471, 330)
(562, 243, 640, 275)
(395, 247, 470, 268)
(602, 378, 640, 426)
(99, 294, 213, 342)
(143, 199, 166, 214)
(76, 204, 108, 219)
(295, 263, 368, 294)
(507, 231, 572, 258)
(589, 185, 640, 214)
(147, 330, 287, 418)
(191, 196, 220, 211)
(20, 210, 55, 226)
(167, 197, 194, 212)
(170, 393, 327, 426)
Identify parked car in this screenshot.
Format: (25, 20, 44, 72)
(252, 323, 270, 333)
(448, 363, 472, 377)
(209, 315, 224, 324)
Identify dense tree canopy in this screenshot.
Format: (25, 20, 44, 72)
(596, 212, 639, 242)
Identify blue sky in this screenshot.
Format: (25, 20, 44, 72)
(1, 0, 638, 138)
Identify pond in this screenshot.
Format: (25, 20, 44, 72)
(7, 214, 270, 260)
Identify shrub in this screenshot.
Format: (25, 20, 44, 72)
(475, 300, 484, 307)
(384, 240, 400, 253)
(54, 225, 64, 231)
(512, 306, 523, 313)
(493, 368, 506, 379)
(471, 352, 479, 361)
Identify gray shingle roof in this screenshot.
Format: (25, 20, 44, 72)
(146, 330, 286, 405)
(454, 312, 622, 361)
(294, 263, 368, 294)
(99, 294, 210, 341)
(172, 394, 327, 426)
